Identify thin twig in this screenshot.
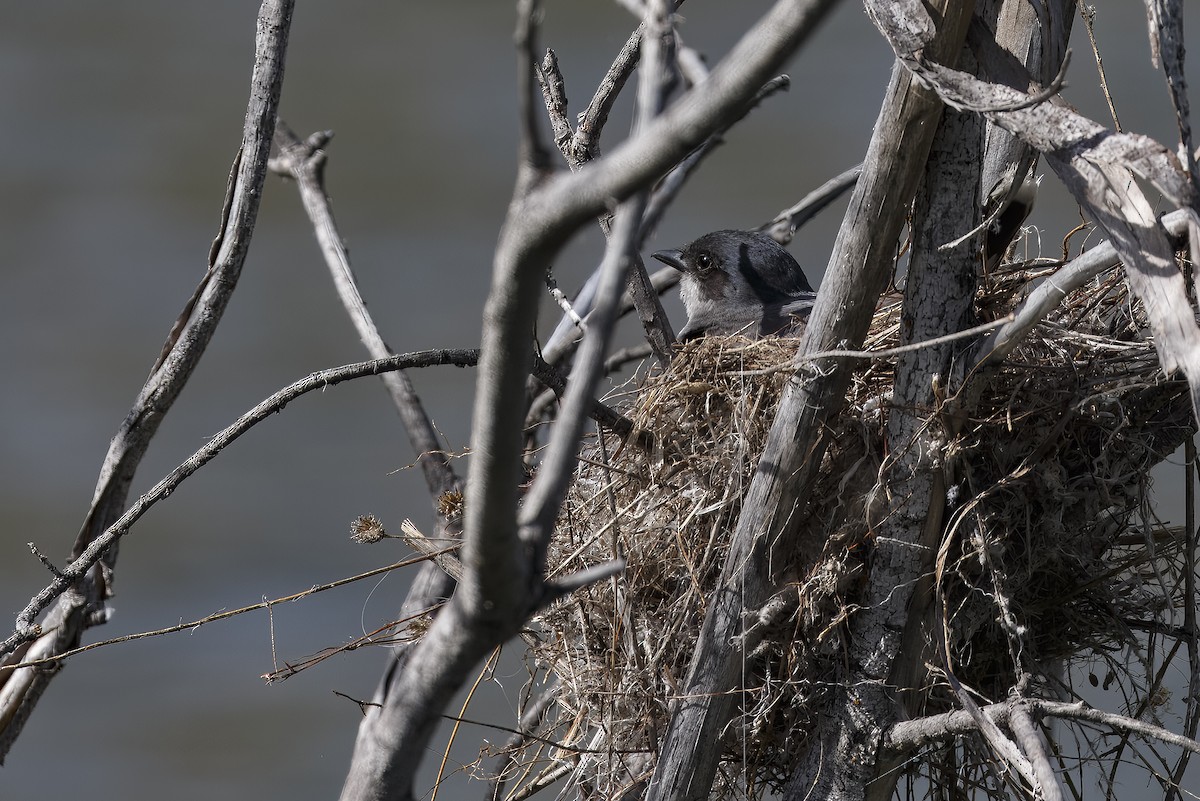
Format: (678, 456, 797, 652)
(546, 272, 588, 335)
(734, 315, 1013, 376)
(516, 0, 553, 174)
(756, 163, 863, 244)
(447, 710, 649, 756)
(0, 350, 479, 661)
(530, 354, 651, 450)
(1079, 6, 1121, 131)
(640, 75, 791, 242)
(486, 683, 561, 801)
(0, 0, 296, 761)
(432, 647, 502, 801)
(270, 121, 462, 501)
(264, 608, 446, 683)
(26, 545, 64, 581)
(3, 554, 440, 673)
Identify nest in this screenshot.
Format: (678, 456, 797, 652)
(503, 260, 1195, 799)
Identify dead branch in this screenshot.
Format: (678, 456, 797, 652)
(269, 122, 462, 502)
(0, 350, 479, 671)
(647, 0, 969, 795)
(0, 0, 295, 761)
(756, 163, 862, 244)
(883, 698, 1200, 760)
(337, 2, 843, 797)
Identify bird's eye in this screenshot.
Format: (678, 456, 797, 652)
(696, 253, 713, 272)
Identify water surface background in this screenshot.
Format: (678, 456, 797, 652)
(1, 2, 1197, 798)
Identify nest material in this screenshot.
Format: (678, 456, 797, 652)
(512, 262, 1194, 799)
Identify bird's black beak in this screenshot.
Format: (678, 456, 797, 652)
(651, 248, 688, 272)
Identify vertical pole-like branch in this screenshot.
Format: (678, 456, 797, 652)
(0, 0, 293, 761)
(520, 0, 673, 559)
(644, 4, 872, 801)
(1168, 434, 1200, 801)
(774, 6, 977, 796)
(646, 1, 971, 799)
(621, 0, 678, 362)
(858, 89, 985, 801)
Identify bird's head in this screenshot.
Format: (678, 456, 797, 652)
(652, 229, 814, 339)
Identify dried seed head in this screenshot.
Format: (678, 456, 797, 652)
(350, 514, 387, 544)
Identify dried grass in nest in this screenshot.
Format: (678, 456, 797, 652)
(937, 266, 1194, 698)
(514, 261, 1194, 798)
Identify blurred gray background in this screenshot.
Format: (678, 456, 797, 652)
(1, 2, 1196, 798)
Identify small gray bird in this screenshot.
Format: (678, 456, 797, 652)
(652, 229, 816, 339)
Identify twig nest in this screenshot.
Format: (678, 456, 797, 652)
(512, 262, 1193, 798)
(533, 334, 883, 795)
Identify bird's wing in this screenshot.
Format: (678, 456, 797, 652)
(761, 293, 817, 336)
(779, 294, 817, 317)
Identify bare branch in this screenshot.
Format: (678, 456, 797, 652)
(756, 162, 862, 243)
(575, 26, 641, 166)
(976, 206, 1194, 366)
(0, 0, 295, 760)
(340, 3, 845, 797)
(542, 266, 677, 368)
(0, 350, 480, 666)
(944, 673, 1038, 792)
(883, 698, 1200, 760)
(25, 545, 64, 581)
(545, 270, 588, 336)
(640, 74, 792, 242)
(1008, 698, 1066, 801)
(5, 555, 432, 673)
(269, 121, 462, 502)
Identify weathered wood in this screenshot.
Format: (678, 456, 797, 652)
(645, 1, 975, 798)
(338, 2, 842, 798)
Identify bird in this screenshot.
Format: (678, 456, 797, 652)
(651, 229, 816, 340)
